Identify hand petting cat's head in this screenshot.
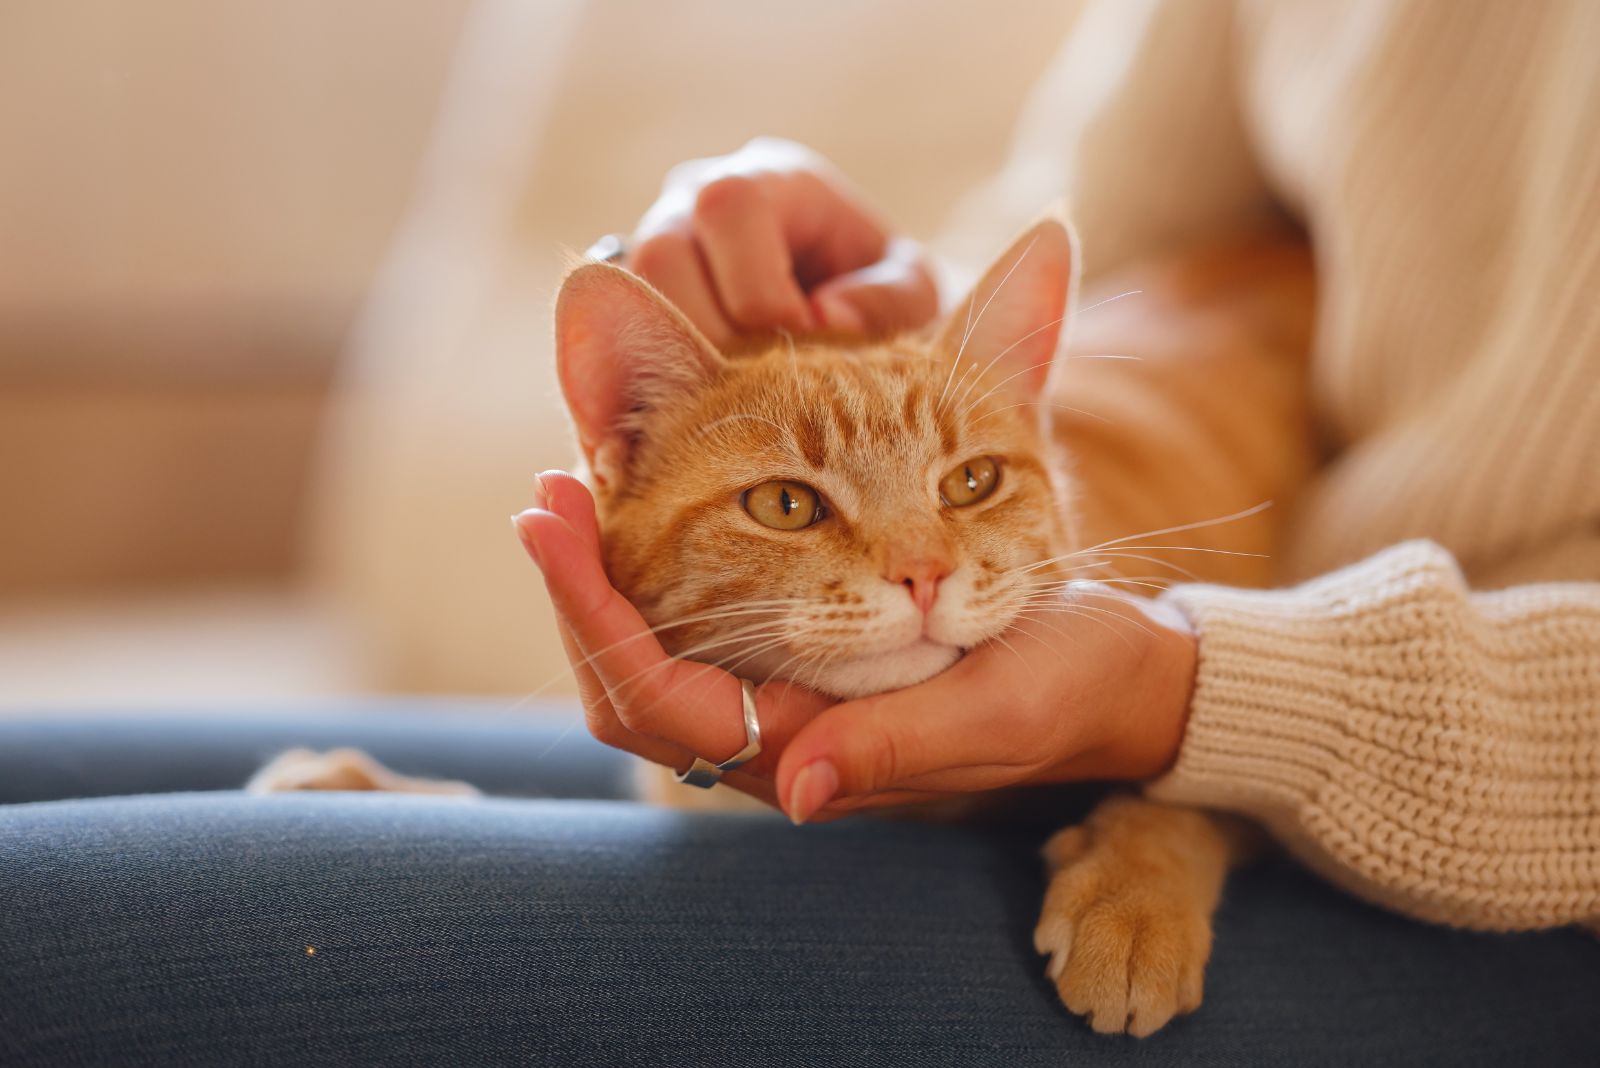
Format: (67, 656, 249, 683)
(555, 218, 1080, 698)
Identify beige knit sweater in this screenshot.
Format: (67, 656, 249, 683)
(942, 0, 1600, 931)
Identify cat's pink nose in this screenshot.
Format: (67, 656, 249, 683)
(893, 560, 952, 615)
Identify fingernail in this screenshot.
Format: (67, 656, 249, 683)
(786, 760, 839, 826)
(530, 474, 548, 509)
(816, 293, 865, 335)
(511, 513, 542, 568)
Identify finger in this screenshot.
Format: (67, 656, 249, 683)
(514, 507, 832, 771)
(677, 139, 889, 289)
(556, 605, 795, 797)
(533, 472, 723, 745)
(555, 615, 692, 769)
(813, 787, 948, 816)
(535, 469, 599, 549)
(629, 226, 736, 348)
(690, 175, 816, 333)
(514, 484, 678, 766)
(514, 505, 698, 711)
(518, 505, 738, 757)
(778, 169, 890, 288)
(809, 237, 939, 335)
(519, 476, 834, 773)
(631, 671, 832, 782)
(716, 768, 780, 809)
(773, 644, 1038, 821)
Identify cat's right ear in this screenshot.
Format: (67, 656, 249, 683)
(555, 262, 724, 486)
(932, 215, 1077, 401)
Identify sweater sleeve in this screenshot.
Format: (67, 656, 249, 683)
(1149, 540, 1600, 932)
(935, 0, 1270, 288)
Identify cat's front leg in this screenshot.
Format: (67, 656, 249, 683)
(1033, 796, 1254, 1036)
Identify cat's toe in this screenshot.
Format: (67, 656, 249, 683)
(1032, 911, 1074, 982)
(246, 747, 478, 796)
(1038, 891, 1207, 1036)
(1122, 907, 1209, 1037)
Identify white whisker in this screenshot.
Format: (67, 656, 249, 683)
(562, 600, 805, 676)
(1074, 289, 1142, 316)
(988, 631, 1039, 683)
(1034, 601, 1153, 645)
(697, 412, 792, 441)
(948, 313, 1067, 415)
(972, 399, 1111, 425)
(937, 234, 1041, 412)
(1013, 551, 1202, 582)
(1076, 502, 1273, 554)
(1072, 552, 1204, 582)
(1077, 543, 1268, 557)
(605, 623, 794, 703)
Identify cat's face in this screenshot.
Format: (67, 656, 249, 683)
(556, 219, 1079, 699)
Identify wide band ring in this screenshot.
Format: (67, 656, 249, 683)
(585, 233, 632, 264)
(675, 678, 762, 789)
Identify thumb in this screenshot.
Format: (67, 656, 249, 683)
(809, 238, 939, 336)
(774, 652, 1014, 823)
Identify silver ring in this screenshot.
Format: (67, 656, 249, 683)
(586, 233, 632, 264)
(675, 678, 762, 789)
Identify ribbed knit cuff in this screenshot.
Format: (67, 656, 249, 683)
(1149, 539, 1600, 930)
(1146, 540, 1471, 827)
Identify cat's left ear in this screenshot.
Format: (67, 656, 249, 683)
(933, 215, 1078, 400)
(555, 262, 725, 486)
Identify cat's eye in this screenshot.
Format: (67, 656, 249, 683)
(743, 480, 825, 531)
(939, 456, 1000, 507)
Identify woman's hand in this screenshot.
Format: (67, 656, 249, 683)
(514, 470, 837, 810)
(515, 471, 1198, 823)
(770, 591, 1197, 824)
(616, 137, 938, 347)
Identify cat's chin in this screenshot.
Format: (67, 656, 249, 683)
(804, 638, 965, 700)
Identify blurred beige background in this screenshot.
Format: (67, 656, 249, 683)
(0, 1, 1082, 706)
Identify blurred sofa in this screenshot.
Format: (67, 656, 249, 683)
(0, 1, 1081, 703)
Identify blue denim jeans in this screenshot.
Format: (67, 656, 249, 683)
(2, 707, 1597, 1066)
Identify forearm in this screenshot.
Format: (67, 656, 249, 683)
(1150, 540, 1600, 931)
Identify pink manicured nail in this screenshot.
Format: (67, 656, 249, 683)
(786, 760, 839, 826)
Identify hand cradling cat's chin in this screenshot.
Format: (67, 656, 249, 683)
(555, 214, 1079, 723)
(536, 204, 1274, 1037)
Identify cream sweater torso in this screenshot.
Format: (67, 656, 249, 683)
(942, 0, 1600, 929)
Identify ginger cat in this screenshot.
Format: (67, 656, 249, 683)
(553, 216, 1315, 1035)
(256, 215, 1315, 1036)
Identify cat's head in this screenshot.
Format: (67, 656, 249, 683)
(554, 218, 1080, 699)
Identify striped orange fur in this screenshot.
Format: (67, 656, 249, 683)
(557, 219, 1080, 698)
(555, 218, 1316, 1036)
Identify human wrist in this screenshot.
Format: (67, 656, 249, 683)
(1114, 595, 1198, 782)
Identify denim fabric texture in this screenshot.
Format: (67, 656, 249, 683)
(2, 711, 1597, 1067)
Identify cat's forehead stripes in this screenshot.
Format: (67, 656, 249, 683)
(595, 333, 1071, 701)
(791, 405, 831, 469)
(712, 342, 973, 473)
(621, 335, 1048, 543)
(827, 392, 857, 448)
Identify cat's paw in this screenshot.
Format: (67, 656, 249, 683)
(246, 747, 479, 797)
(1032, 811, 1217, 1037)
